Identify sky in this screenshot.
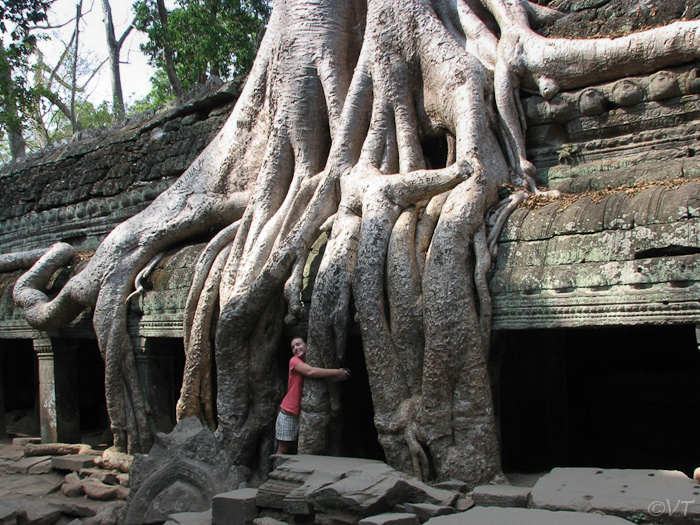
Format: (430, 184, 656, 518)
(39, 0, 165, 106)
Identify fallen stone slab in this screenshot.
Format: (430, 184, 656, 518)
(430, 480, 467, 493)
(6, 456, 52, 475)
(530, 468, 700, 524)
(395, 502, 455, 522)
(28, 459, 53, 475)
(165, 509, 212, 525)
(0, 445, 25, 461)
(358, 512, 420, 525)
(424, 507, 634, 524)
(454, 497, 474, 512)
(472, 484, 530, 508)
(251, 518, 287, 525)
(212, 488, 259, 525)
(7, 474, 63, 497)
(18, 502, 63, 525)
(51, 455, 97, 472)
(11, 438, 41, 447)
(256, 455, 386, 512)
(0, 503, 17, 525)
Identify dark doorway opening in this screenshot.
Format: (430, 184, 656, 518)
(340, 331, 385, 461)
(495, 325, 700, 477)
(77, 340, 109, 444)
(1, 340, 39, 437)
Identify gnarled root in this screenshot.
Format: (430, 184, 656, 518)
(12, 242, 88, 330)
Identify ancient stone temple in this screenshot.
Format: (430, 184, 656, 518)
(1, 2, 700, 523)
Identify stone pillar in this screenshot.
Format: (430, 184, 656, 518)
(34, 338, 81, 443)
(696, 325, 700, 352)
(0, 350, 6, 440)
(133, 337, 176, 434)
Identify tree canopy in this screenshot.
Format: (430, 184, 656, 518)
(0, 0, 54, 159)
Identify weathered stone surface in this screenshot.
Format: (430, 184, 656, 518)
(395, 502, 455, 522)
(472, 484, 531, 508)
(358, 513, 420, 525)
(18, 502, 63, 525)
(125, 418, 245, 525)
(6, 456, 52, 475)
(83, 501, 126, 525)
(430, 481, 467, 493)
(51, 455, 97, 472)
(0, 504, 17, 525)
(530, 467, 700, 524)
(257, 455, 458, 521)
(0, 445, 24, 461)
(424, 507, 633, 524)
(61, 473, 84, 498)
(165, 509, 212, 525)
(11, 438, 41, 447)
(79, 468, 119, 485)
(27, 458, 53, 475)
(212, 489, 259, 525)
(82, 478, 129, 501)
(256, 455, 385, 512)
(453, 498, 474, 512)
(251, 518, 287, 525)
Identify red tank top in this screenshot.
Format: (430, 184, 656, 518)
(280, 355, 304, 415)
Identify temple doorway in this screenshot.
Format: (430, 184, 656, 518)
(495, 325, 700, 477)
(1, 339, 39, 438)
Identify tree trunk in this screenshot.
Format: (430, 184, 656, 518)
(0, 46, 27, 160)
(14, 0, 700, 486)
(101, 0, 132, 120)
(156, 0, 183, 97)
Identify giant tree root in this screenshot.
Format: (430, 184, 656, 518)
(14, 0, 700, 485)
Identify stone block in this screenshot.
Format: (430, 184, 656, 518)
(166, 509, 212, 525)
(6, 456, 52, 475)
(396, 502, 455, 522)
(251, 518, 287, 525)
(529, 467, 700, 524)
(19, 502, 63, 525)
(0, 445, 25, 461)
(11, 437, 41, 447)
(472, 484, 531, 508)
(0, 504, 17, 525)
(424, 507, 634, 524)
(358, 513, 420, 525)
(453, 497, 474, 512)
(430, 480, 467, 493)
(27, 458, 53, 475)
(212, 488, 259, 525)
(51, 455, 96, 472)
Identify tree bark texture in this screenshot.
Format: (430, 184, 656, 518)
(14, 0, 700, 485)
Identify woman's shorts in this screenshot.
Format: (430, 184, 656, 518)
(275, 410, 300, 441)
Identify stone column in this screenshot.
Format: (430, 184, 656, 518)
(133, 337, 176, 434)
(0, 350, 6, 439)
(696, 325, 700, 352)
(34, 338, 81, 443)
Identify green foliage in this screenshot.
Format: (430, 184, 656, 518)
(0, 0, 54, 140)
(133, 0, 270, 101)
(557, 142, 580, 165)
(129, 69, 177, 115)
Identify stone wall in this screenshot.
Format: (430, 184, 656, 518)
(0, 81, 241, 255)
